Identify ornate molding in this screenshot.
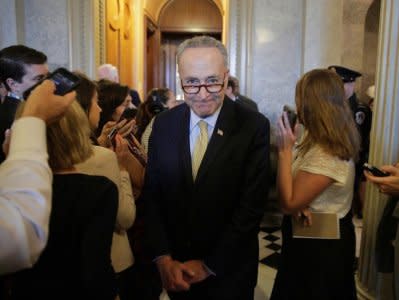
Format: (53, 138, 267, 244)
(68, 0, 104, 78)
(96, 0, 106, 67)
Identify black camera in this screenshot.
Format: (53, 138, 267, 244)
(23, 67, 81, 100)
(149, 101, 166, 115)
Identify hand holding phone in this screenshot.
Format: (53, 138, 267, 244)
(107, 127, 118, 148)
(118, 108, 137, 122)
(283, 105, 297, 131)
(23, 67, 81, 100)
(363, 163, 389, 177)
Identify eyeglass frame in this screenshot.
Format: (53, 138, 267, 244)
(180, 73, 227, 95)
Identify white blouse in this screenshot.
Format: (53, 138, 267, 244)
(292, 145, 355, 218)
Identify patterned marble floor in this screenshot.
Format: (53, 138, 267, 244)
(161, 216, 363, 300)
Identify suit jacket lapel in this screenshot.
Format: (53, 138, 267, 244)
(195, 98, 236, 181)
(179, 105, 194, 186)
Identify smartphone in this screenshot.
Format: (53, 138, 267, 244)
(119, 108, 137, 122)
(107, 127, 118, 148)
(363, 163, 389, 177)
(23, 67, 81, 100)
(283, 105, 297, 130)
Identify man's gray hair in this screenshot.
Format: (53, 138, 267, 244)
(176, 35, 228, 67)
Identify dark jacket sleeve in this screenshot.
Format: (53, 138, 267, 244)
(80, 179, 118, 300)
(141, 118, 171, 259)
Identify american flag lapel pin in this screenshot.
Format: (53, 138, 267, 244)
(217, 129, 223, 136)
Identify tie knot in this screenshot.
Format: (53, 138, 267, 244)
(198, 120, 208, 132)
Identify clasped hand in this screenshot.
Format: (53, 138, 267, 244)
(156, 256, 211, 292)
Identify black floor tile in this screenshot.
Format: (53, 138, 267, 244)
(266, 243, 281, 251)
(260, 226, 281, 233)
(263, 235, 279, 242)
(260, 252, 281, 269)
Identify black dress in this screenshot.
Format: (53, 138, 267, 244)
(270, 212, 357, 300)
(10, 174, 118, 300)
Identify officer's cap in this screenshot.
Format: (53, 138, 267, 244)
(328, 65, 362, 83)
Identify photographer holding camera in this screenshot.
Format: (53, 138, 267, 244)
(0, 80, 75, 274)
(136, 88, 178, 153)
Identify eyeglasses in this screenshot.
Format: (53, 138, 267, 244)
(181, 74, 226, 95)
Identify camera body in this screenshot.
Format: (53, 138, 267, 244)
(283, 105, 297, 130)
(149, 101, 166, 115)
(23, 68, 81, 100)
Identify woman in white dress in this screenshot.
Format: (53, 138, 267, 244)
(271, 69, 360, 300)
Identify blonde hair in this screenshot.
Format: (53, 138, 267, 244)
(16, 100, 93, 171)
(295, 69, 360, 161)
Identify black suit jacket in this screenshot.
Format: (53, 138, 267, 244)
(236, 94, 259, 112)
(143, 97, 270, 295)
(0, 96, 20, 163)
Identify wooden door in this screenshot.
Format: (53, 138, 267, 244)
(106, 0, 134, 86)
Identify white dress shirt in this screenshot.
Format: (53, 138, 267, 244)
(0, 117, 52, 275)
(189, 106, 221, 155)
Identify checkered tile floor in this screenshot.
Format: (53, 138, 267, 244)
(258, 216, 363, 270)
(258, 226, 282, 270)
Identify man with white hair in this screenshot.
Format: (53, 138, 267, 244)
(97, 64, 119, 82)
(97, 63, 141, 107)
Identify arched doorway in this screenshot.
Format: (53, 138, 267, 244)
(145, 0, 223, 98)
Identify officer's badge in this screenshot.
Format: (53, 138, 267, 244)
(355, 111, 365, 125)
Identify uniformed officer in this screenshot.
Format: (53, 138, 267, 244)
(328, 65, 372, 218)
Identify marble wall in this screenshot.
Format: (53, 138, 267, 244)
(251, 0, 303, 128)
(228, 0, 379, 128)
(342, 0, 376, 102)
(0, 0, 380, 110)
(23, 0, 70, 71)
(0, 0, 18, 48)
(0, 0, 74, 72)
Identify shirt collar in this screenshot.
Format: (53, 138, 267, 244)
(189, 103, 223, 133)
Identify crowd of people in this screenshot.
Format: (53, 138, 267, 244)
(0, 36, 397, 300)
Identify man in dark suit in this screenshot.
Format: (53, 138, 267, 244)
(225, 75, 259, 112)
(142, 36, 270, 299)
(0, 45, 48, 163)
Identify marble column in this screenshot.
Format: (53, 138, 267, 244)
(0, 0, 21, 48)
(356, 0, 399, 299)
(302, 0, 343, 72)
(69, 0, 104, 78)
(226, 0, 253, 97)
